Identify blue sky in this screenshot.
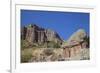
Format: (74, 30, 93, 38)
(21, 10, 90, 40)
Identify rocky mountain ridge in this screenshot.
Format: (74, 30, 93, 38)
(21, 24, 90, 62)
(21, 24, 63, 48)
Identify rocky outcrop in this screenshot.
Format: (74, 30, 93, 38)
(62, 29, 89, 59)
(62, 29, 88, 48)
(21, 24, 63, 45)
(67, 29, 87, 43)
(45, 29, 62, 43)
(21, 28, 90, 62)
(21, 26, 27, 40)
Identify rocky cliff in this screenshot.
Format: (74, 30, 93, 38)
(62, 29, 89, 48)
(61, 29, 89, 60)
(21, 28, 90, 62)
(68, 29, 87, 42)
(21, 24, 63, 47)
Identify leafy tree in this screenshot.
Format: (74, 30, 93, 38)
(83, 36, 90, 48)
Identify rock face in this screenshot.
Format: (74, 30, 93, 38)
(21, 26, 27, 40)
(21, 24, 63, 44)
(45, 29, 62, 43)
(62, 29, 89, 59)
(62, 29, 88, 47)
(68, 29, 87, 43)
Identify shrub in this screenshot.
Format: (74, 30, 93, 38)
(43, 49, 54, 56)
(47, 41, 61, 48)
(21, 49, 33, 63)
(53, 43, 61, 48)
(21, 40, 30, 49)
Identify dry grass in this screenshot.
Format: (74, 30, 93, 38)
(21, 47, 90, 63)
(67, 48, 90, 60)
